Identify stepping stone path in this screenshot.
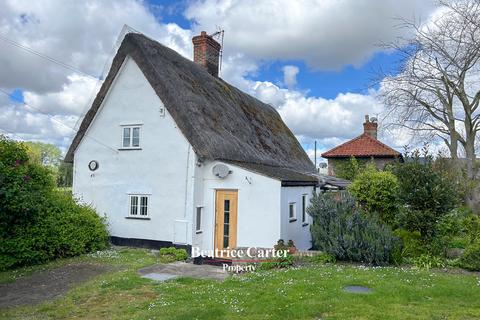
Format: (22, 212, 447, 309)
(138, 261, 228, 281)
(343, 285, 373, 294)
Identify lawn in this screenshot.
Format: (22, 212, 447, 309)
(1, 248, 479, 320)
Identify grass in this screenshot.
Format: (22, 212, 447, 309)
(1, 248, 480, 319)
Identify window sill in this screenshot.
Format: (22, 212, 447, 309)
(302, 222, 309, 227)
(289, 218, 297, 223)
(118, 147, 142, 151)
(125, 216, 150, 220)
(195, 230, 203, 234)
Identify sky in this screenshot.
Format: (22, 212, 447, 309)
(0, 0, 439, 162)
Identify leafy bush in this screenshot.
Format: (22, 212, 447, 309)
(0, 136, 109, 270)
(305, 252, 336, 264)
(159, 247, 188, 262)
(309, 192, 399, 265)
(258, 254, 294, 270)
(412, 254, 445, 270)
(394, 157, 459, 214)
(392, 159, 459, 240)
(393, 229, 424, 258)
(459, 241, 480, 271)
(463, 215, 480, 245)
(348, 167, 399, 224)
(331, 157, 363, 180)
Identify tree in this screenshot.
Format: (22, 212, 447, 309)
(379, 0, 480, 208)
(22, 141, 72, 188)
(349, 166, 399, 225)
(392, 157, 459, 240)
(23, 141, 62, 167)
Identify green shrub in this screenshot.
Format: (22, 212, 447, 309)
(393, 229, 424, 258)
(305, 252, 336, 264)
(348, 167, 399, 224)
(393, 159, 459, 215)
(463, 215, 480, 245)
(309, 193, 399, 265)
(258, 254, 294, 270)
(459, 241, 480, 271)
(331, 157, 363, 180)
(413, 254, 445, 270)
(0, 136, 109, 270)
(0, 192, 109, 269)
(159, 247, 188, 262)
(391, 159, 459, 242)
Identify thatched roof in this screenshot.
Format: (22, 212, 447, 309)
(65, 33, 316, 183)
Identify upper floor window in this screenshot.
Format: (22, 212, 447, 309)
(121, 125, 141, 148)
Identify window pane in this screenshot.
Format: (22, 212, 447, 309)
(130, 196, 138, 215)
(140, 196, 148, 216)
(132, 127, 140, 147)
(223, 200, 230, 247)
(196, 207, 202, 231)
(289, 204, 294, 218)
(123, 127, 131, 147)
(223, 236, 229, 248)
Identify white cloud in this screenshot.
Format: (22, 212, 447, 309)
(0, 0, 193, 149)
(23, 74, 97, 116)
(0, 0, 192, 93)
(0, 102, 76, 150)
(252, 81, 384, 140)
(282, 65, 299, 88)
(185, 0, 436, 70)
(0, 0, 439, 155)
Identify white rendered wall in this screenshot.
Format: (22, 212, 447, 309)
(280, 186, 315, 250)
(192, 161, 282, 251)
(73, 56, 195, 245)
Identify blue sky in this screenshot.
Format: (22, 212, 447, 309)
(146, 0, 402, 99)
(0, 0, 437, 156)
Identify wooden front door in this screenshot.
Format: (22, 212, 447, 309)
(215, 190, 238, 253)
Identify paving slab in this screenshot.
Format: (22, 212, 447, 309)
(141, 273, 178, 282)
(138, 261, 228, 281)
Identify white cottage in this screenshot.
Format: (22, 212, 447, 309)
(65, 32, 318, 255)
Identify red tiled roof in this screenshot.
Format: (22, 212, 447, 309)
(321, 133, 401, 158)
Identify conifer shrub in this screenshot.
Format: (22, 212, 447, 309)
(309, 192, 399, 265)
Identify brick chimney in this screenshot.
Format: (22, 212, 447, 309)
(363, 115, 378, 139)
(192, 31, 221, 77)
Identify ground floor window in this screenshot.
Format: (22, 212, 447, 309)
(302, 194, 308, 224)
(196, 207, 202, 232)
(129, 195, 149, 217)
(289, 202, 296, 222)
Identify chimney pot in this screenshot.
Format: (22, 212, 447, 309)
(363, 114, 378, 139)
(192, 31, 221, 77)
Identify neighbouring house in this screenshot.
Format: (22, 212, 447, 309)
(321, 115, 402, 177)
(65, 31, 318, 254)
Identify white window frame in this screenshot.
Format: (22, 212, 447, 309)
(288, 202, 296, 222)
(302, 194, 308, 225)
(120, 124, 142, 149)
(127, 194, 150, 218)
(195, 206, 203, 233)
